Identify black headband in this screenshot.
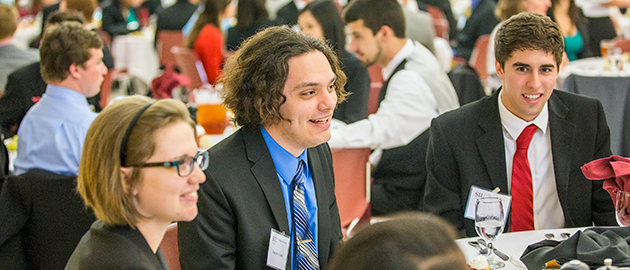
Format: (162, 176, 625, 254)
(120, 103, 152, 167)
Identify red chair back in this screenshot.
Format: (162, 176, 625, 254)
(157, 30, 184, 69)
(469, 34, 490, 80)
(171, 46, 208, 92)
(614, 38, 630, 53)
(367, 65, 383, 115)
(100, 69, 114, 108)
(426, 5, 450, 40)
(159, 223, 180, 270)
(332, 148, 371, 228)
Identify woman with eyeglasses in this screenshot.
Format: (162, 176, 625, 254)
(65, 96, 207, 269)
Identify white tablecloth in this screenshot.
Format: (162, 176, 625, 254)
(456, 227, 586, 270)
(111, 28, 160, 86)
(557, 57, 630, 89)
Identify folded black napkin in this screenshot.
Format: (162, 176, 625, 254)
(520, 227, 630, 269)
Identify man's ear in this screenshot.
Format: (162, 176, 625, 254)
(495, 60, 504, 80)
(377, 25, 393, 42)
(68, 63, 82, 79)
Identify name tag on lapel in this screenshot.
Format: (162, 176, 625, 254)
(266, 228, 290, 270)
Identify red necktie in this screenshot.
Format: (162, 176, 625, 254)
(510, 124, 537, 232)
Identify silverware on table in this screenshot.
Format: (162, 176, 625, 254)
(477, 238, 509, 261)
(467, 241, 488, 255)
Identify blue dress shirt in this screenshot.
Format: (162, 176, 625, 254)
(14, 85, 97, 176)
(261, 127, 319, 269)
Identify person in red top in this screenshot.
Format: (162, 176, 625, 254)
(185, 0, 230, 84)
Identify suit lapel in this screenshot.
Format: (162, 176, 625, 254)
(548, 92, 574, 220)
(307, 147, 331, 264)
(243, 127, 291, 233)
(476, 91, 509, 193)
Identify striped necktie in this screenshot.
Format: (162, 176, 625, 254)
(292, 160, 319, 270)
(510, 124, 537, 232)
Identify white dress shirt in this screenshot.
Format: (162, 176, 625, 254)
(498, 90, 565, 229)
(328, 40, 437, 165)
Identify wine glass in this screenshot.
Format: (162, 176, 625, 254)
(475, 197, 506, 269)
(615, 191, 630, 226)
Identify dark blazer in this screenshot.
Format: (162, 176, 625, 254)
(101, 3, 140, 37)
(333, 51, 370, 124)
(65, 220, 169, 270)
(454, 0, 500, 60)
(178, 126, 342, 270)
(154, 0, 197, 47)
(424, 90, 616, 237)
(0, 169, 96, 270)
(226, 19, 278, 51)
(276, 1, 299, 26)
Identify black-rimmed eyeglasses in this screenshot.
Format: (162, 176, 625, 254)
(130, 149, 209, 177)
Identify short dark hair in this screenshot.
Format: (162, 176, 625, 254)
(220, 26, 348, 128)
(495, 12, 564, 68)
(46, 10, 86, 28)
(327, 213, 468, 270)
(39, 21, 103, 82)
(343, 0, 405, 38)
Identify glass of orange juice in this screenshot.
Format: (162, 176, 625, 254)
(195, 85, 228, 135)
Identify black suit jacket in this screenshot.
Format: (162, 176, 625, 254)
(101, 4, 140, 37)
(454, 0, 500, 60)
(178, 126, 342, 269)
(65, 221, 169, 270)
(424, 90, 616, 237)
(0, 169, 96, 270)
(154, 0, 197, 47)
(276, 1, 299, 26)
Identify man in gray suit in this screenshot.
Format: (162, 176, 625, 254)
(399, 0, 435, 54)
(0, 3, 39, 94)
(178, 26, 344, 270)
(424, 12, 616, 237)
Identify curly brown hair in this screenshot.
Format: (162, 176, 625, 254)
(219, 26, 348, 128)
(495, 12, 564, 69)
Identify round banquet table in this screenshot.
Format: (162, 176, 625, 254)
(111, 27, 160, 87)
(456, 227, 587, 270)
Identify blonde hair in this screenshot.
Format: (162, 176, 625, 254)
(0, 4, 18, 40)
(77, 96, 195, 227)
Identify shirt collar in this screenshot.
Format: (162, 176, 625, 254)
(498, 89, 549, 140)
(44, 84, 91, 107)
(382, 39, 415, 80)
(294, 0, 307, 10)
(261, 127, 308, 185)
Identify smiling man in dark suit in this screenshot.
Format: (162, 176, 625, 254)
(424, 12, 616, 238)
(178, 26, 345, 270)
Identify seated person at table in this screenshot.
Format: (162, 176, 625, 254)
(328, 0, 459, 216)
(327, 213, 468, 270)
(275, 0, 309, 26)
(101, 0, 143, 37)
(185, 0, 231, 85)
(14, 21, 107, 176)
(65, 96, 207, 269)
(297, 0, 370, 124)
(0, 10, 114, 138)
(226, 0, 278, 51)
(0, 3, 39, 94)
(154, 0, 199, 47)
(178, 26, 345, 270)
(548, 0, 593, 61)
(424, 12, 616, 237)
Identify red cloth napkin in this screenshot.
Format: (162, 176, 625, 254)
(151, 65, 190, 99)
(581, 155, 630, 201)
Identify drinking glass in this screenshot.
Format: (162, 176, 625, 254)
(195, 85, 228, 135)
(616, 191, 630, 226)
(475, 197, 506, 269)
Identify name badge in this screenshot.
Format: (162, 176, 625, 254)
(266, 228, 290, 270)
(464, 185, 512, 223)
